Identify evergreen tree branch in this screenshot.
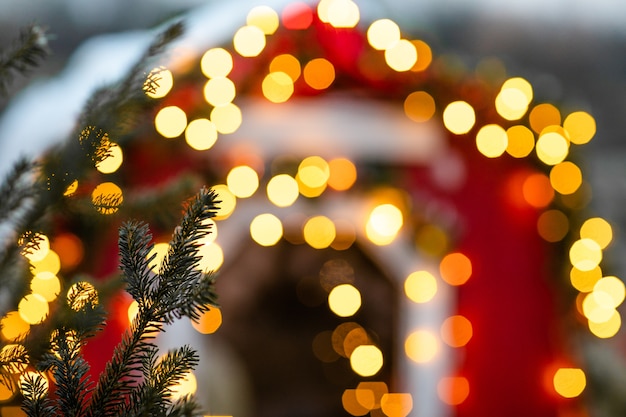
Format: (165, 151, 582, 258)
(19, 371, 56, 417)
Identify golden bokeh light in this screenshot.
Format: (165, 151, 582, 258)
(582, 292, 614, 324)
(267, 174, 299, 207)
(385, 39, 418, 72)
(327, 158, 357, 191)
(580, 217, 613, 249)
(269, 54, 301, 81)
(380, 393, 413, 417)
(196, 242, 224, 272)
(30, 271, 61, 302)
(91, 182, 123, 215)
(410, 40, 432, 72)
(593, 276, 625, 309)
(475, 124, 508, 158)
(227, 165, 259, 198)
(127, 300, 139, 324)
(343, 327, 371, 357)
(437, 376, 470, 406)
(298, 156, 330, 188)
(170, 371, 198, 401)
(328, 284, 361, 317)
(0, 311, 30, 341)
(144, 67, 173, 99)
(506, 125, 535, 158)
(318, 0, 360, 28)
(564, 111, 596, 145)
(529, 103, 561, 134)
(495, 77, 533, 121)
(95, 143, 123, 174)
(367, 19, 401, 50)
(553, 368, 586, 398)
(405, 329, 438, 363)
(342, 389, 370, 416)
(246, 5, 279, 35)
(203, 77, 236, 106)
(22, 233, 49, 262)
(29, 249, 61, 276)
(262, 71, 294, 103)
(191, 307, 223, 334)
(350, 345, 383, 377)
(200, 48, 233, 78)
(332, 322, 362, 357)
(210, 103, 242, 134)
(147, 242, 169, 273)
(233, 25, 266, 57)
(304, 215, 336, 249)
(357, 381, 388, 410)
(211, 184, 237, 220)
(303, 58, 335, 90)
(18, 293, 49, 324)
(536, 131, 569, 166)
(439, 252, 472, 286)
(443, 101, 476, 135)
(570, 266, 602, 293)
(250, 213, 283, 246)
(64, 179, 78, 196)
(366, 203, 403, 246)
(537, 209, 569, 243)
(404, 270, 437, 303)
(522, 172, 554, 208)
(549, 161, 582, 195)
(588, 310, 621, 339)
(0, 377, 15, 401)
(440, 315, 473, 347)
(155, 105, 187, 138)
(185, 118, 218, 151)
(66, 282, 99, 312)
(404, 91, 436, 123)
(19, 371, 48, 396)
(569, 238, 602, 272)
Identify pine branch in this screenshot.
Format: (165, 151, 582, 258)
(20, 371, 56, 417)
(0, 24, 50, 97)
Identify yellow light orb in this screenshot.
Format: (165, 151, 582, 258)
(593, 276, 625, 308)
(95, 143, 123, 174)
(303, 215, 336, 249)
(196, 242, 224, 272)
(529, 103, 561, 134)
(303, 58, 335, 90)
(30, 271, 61, 302)
(191, 307, 223, 334)
(564, 111, 596, 145)
(385, 39, 418, 72)
(211, 184, 237, 220)
(588, 310, 621, 339)
(475, 124, 508, 158)
(233, 25, 266, 57)
(203, 77, 236, 106)
(262, 71, 294, 103)
(443, 101, 476, 135)
(367, 19, 400, 50)
(350, 345, 383, 377)
(404, 270, 437, 303)
(582, 292, 615, 323)
(380, 393, 413, 417)
(211, 103, 242, 134)
(155, 106, 187, 138)
(91, 182, 123, 215)
(536, 131, 569, 166)
(18, 293, 49, 324)
(549, 161, 582, 195)
(580, 217, 613, 249)
(170, 371, 197, 400)
(405, 329, 438, 363)
(267, 174, 299, 207)
(147, 242, 169, 273)
(22, 233, 50, 262)
(0, 311, 30, 341)
(366, 203, 403, 246)
(247, 5, 279, 35)
(269, 54, 301, 81)
(29, 249, 61, 275)
(569, 238, 602, 272)
(327, 158, 357, 191)
(318, 0, 360, 28)
(328, 284, 361, 317)
(200, 48, 233, 78)
(553, 368, 586, 399)
(298, 156, 330, 188)
(506, 125, 535, 158)
(185, 118, 218, 151)
(66, 282, 99, 312)
(144, 67, 173, 98)
(127, 300, 139, 324)
(19, 371, 48, 396)
(227, 165, 259, 198)
(250, 213, 283, 247)
(570, 266, 602, 293)
(404, 91, 436, 123)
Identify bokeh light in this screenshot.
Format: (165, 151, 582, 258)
(267, 174, 299, 207)
(303, 58, 335, 90)
(553, 368, 586, 398)
(506, 125, 535, 158)
(440, 315, 473, 347)
(211, 103, 242, 134)
(443, 101, 476, 135)
(405, 329, 438, 363)
(564, 111, 596, 145)
(367, 19, 400, 50)
(328, 284, 361, 317)
(550, 161, 582, 195)
(155, 106, 187, 138)
(201, 48, 233, 78)
(327, 158, 357, 191)
(203, 77, 236, 106)
(476, 124, 508, 158)
(350, 345, 383, 377)
(303, 215, 336, 249)
(144, 67, 173, 99)
(385, 39, 418, 72)
(437, 376, 470, 406)
(529, 103, 561, 134)
(250, 213, 283, 246)
(91, 182, 123, 215)
(18, 293, 48, 324)
(262, 71, 294, 103)
(569, 238, 602, 272)
(147, 242, 169, 273)
(30, 271, 61, 302)
(366, 203, 403, 246)
(227, 165, 259, 198)
(318, 0, 360, 28)
(570, 266, 602, 293)
(66, 282, 99, 312)
(233, 25, 266, 57)
(404, 91, 436, 123)
(439, 252, 472, 286)
(537, 210, 569, 242)
(0, 311, 30, 341)
(380, 393, 413, 417)
(404, 271, 437, 303)
(95, 143, 123, 174)
(185, 118, 218, 151)
(196, 242, 224, 272)
(536, 131, 569, 166)
(247, 5, 279, 35)
(580, 217, 613, 249)
(211, 184, 237, 220)
(191, 307, 223, 334)
(170, 371, 198, 400)
(269, 54, 301, 81)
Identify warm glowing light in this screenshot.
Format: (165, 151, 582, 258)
(318, 0, 360, 28)
(522, 173, 554, 208)
(250, 213, 283, 246)
(332, 322, 362, 357)
(385, 39, 418, 72)
(281, 1, 314, 30)
(19, 371, 48, 396)
(233, 25, 266, 57)
(588, 310, 621, 339)
(67, 282, 99, 312)
(91, 182, 123, 215)
(564, 111, 596, 145)
(267, 174, 299, 207)
(144, 67, 173, 98)
(537, 209, 569, 242)
(582, 292, 614, 323)
(437, 376, 470, 406)
(18, 293, 49, 324)
(127, 300, 139, 324)
(203, 77, 236, 106)
(196, 242, 224, 271)
(350, 345, 383, 377)
(343, 327, 371, 357)
(405, 330, 438, 363)
(529, 103, 561, 134)
(570, 266, 602, 293)
(367, 19, 400, 50)
(155, 106, 187, 138)
(0, 377, 15, 401)
(553, 368, 585, 398)
(303, 58, 335, 90)
(366, 204, 403, 246)
(185, 118, 218, 151)
(411, 40, 432, 71)
(506, 125, 535, 158)
(171, 371, 198, 400)
(22, 233, 49, 262)
(332, 219, 357, 250)
(191, 307, 223, 334)
(404, 271, 437, 303)
(593, 276, 625, 308)
(328, 284, 361, 317)
(64, 179, 78, 196)
(269, 54, 301, 81)
(404, 91, 436, 123)
(327, 158, 357, 191)
(262, 72, 294, 103)
(495, 77, 533, 121)
(95, 143, 123, 174)
(580, 217, 613, 249)
(356, 381, 388, 410)
(247, 5, 279, 35)
(304, 215, 336, 249)
(212, 184, 237, 220)
(227, 165, 259, 198)
(440, 315, 473, 347)
(298, 156, 330, 188)
(536, 131, 569, 166)
(48, 232, 81, 271)
(0, 311, 30, 341)
(342, 389, 370, 416)
(380, 393, 413, 417)
(443, 101, 476, 135)
(147, 242, 169, 273)
(211, 103, 242, 134)
(439, 252, 472, 286)
(30, 271, 61, 302)
(476, 124, 508, 158)
(569, 238, 602, 272)
(29, 249, 61, 276)
(550, 161, 582, 195)
(201, 48, 233, 78)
